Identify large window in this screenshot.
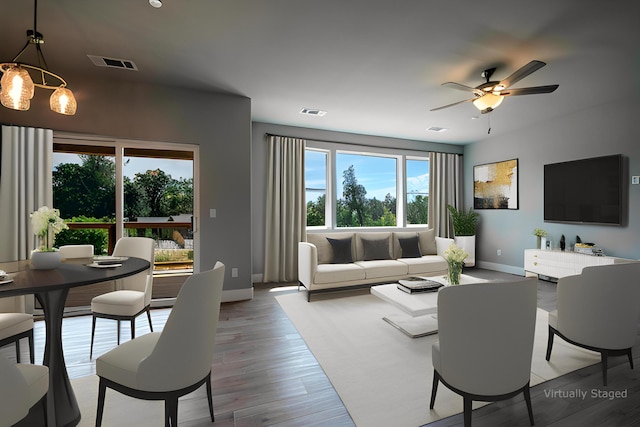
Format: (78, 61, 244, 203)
(304, 144, 429, 228)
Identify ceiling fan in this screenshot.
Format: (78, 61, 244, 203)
(431, 60, 559, 114)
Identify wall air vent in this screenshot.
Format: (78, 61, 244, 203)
(427, 126, 448, 132)
(87, 55, 139, 71)
(300, 108, 327, 117)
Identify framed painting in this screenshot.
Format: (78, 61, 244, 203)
(473, 159, 519, 209)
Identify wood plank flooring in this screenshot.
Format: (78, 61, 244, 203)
(2, 269, 640, 426)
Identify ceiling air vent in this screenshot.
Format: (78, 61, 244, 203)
(300, 108, 327, 117)
(427, 126, 448, 132)
(87, 55, 139, 71)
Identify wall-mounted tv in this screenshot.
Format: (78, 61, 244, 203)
(544, 154, 624, 225)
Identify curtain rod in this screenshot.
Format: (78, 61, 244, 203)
(264, 132, 462, 155)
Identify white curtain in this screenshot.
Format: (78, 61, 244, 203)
(263, 135, 307, 283)
(0, 125, 53, 262)
(428, 152, 463, 237)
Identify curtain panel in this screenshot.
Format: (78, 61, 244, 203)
(263, 135, 307, 283)
(0, 125, 53, 262)
(428, 152, 463, 237)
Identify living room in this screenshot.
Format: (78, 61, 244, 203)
(1, 0, 639, 425)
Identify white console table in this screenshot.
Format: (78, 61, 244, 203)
(524, 249, 634, 281)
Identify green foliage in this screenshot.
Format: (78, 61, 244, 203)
(306, 194, 325, 226)
(53, 216, 112, 255)
(342, 165, 367, 226)
(446, 205, 479, 236)
(407, 195, 428, 224)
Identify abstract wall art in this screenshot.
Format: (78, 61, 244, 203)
(473, 158, 519, 209)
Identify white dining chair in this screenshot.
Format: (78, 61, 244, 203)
(0, 354, 49, 427)
(95, 262, 225, 426)
(0, 296, 34, 364)
(59, 244, 94, 258)
(90, 237, 155, 359)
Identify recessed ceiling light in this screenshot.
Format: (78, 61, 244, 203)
(427, 126, 448, 132)
(300, 108, 327, 117)
(149, 0, 162, 8)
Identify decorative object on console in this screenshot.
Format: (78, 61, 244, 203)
(473, 159, 519, 209)
(444, 242, 468, 285)
(29, 206, 68, 270)
(560, 234, 566, 251)
(533, 228, 547, 250)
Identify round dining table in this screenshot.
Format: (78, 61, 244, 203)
(0, 256, 150, 427)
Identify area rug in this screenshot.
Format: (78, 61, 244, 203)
(275, 291, 601, 427)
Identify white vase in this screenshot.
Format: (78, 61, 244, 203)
(454, 235, 476, 267)
(30, 250, 63, 270)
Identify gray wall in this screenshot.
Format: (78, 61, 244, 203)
(0, 75, 253, 295)
(464, 96, 640, 273)
(251, 122, 463, 281)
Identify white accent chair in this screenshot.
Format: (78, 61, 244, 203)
(0, 354, 49, 427)
(430, 279, 538, 427)
(0, 296, 34, 364)
(95, 262, 225, 426)
(59, 244, 94, 259)
(90, 237, 155, 359)
(546, 263, 640, 386)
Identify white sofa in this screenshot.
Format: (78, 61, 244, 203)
(298, 229, 453, 301)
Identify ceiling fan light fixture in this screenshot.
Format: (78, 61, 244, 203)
(473, 93, 504, 112)
(50, 87, 77, 115)
(0, 65, 35, 110)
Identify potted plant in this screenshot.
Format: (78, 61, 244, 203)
(533, 228, 548, 250)
(30, 206, 68, 269)
(447, 205, 479, 267)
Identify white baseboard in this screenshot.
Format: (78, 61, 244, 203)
(222, 287, 254, 302)
(477, 260, 525, 276)
(252, 273, 264, 283)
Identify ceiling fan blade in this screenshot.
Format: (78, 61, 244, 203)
(500, 85, 559, 96)
(499, 60, 547, 89)
(442, 82, 484, 97)
(430, 98, 476, 111)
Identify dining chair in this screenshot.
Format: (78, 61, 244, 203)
(90, 237, 155, 359)
(546, 263, 640, 386)
(430, 279, 538, 427)
(59, 244, 94, 258)
(0, 296, 34, 364)
(0, 354, 49, 427)
(95, 262, 225, 426)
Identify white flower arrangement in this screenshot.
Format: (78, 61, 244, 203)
(30, 206, 68, 251)
(444, 242, 468, 264)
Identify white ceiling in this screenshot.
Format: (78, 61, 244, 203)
(2, 0, 638, 144)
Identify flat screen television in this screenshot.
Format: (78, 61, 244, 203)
(544, 154, 624, 225)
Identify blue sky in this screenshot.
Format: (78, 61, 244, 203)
(305, 151, 429, 202)
(53, 153, 193, 180)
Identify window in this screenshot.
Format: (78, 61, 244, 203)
(305, 142, 429, 228)
(305, 150, 327, 227)
(336, 152, 397, 227)
(406, 158, 429, 225)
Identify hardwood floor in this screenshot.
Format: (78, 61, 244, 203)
(2, 269, 639, 426)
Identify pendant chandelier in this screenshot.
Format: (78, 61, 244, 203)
(0, 0, 77, 115)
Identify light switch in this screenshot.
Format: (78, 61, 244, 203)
(632, 176, 640, 185)
(210, 208, 217, 218)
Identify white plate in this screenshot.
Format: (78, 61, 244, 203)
(87, 263, 123, 268)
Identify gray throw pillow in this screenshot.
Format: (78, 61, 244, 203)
(362, 237, 391, 261)
(327, 237, 353, 264)
(398, 235, 422, 258)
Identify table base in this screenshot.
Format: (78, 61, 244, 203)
(383, 313, 438, 338)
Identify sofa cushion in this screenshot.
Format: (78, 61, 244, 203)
(418, 229, 437, 255)
(397, 256, 448, 275)
(361, 236, 392, 261)
(398, 235, 422, 258)
(315, 263, 366, 284)
(307, 232, 354, 264)
(355, 232, 392, 261)
(355, 259, 408, 279)
(326, 237, 353, 264)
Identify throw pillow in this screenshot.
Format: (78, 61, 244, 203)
(418, 229, 437, 255)
(327, 237, 353, 264)
(398, 235, 422, 258)
(362, 237, 391, 261)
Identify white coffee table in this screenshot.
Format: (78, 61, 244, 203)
(371, 274, 488, 338)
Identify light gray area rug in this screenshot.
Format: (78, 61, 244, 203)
(276, 291, 601, 427)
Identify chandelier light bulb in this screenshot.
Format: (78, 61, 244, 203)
(50, 87, 77, 115)
(0, 65, 35, 111)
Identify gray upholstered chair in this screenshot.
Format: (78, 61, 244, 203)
(0, 354, 49, 427)
(90, 237, 155, 359)
(546, 263, 640, 386)
(95, 262, 225, 426)
(59, 244, 94, 258)
(0, 296, 34, 364)
(430, 279, 538, 427)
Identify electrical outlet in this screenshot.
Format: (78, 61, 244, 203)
(497, 249, 502, 256)
(210, 208, 217, 218)
(231, 268, 238, 277)
(632, 176, 640, 185)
